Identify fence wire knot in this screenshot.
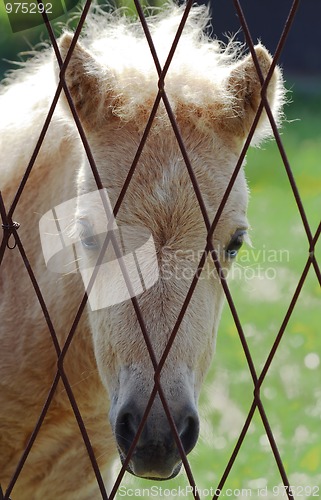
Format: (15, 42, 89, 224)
(1, 221, 20, 250)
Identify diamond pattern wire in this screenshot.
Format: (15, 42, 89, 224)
(0, 0, 320, 499)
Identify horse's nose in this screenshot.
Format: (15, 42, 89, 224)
(114, 401, 199, 479)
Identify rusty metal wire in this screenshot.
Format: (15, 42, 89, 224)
(1, 0, 320, 499)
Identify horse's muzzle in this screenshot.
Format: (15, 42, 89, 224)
(113, 400, 199, 480)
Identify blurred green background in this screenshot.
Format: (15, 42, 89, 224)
(1, 1, 320, 498)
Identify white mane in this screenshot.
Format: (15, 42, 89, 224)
(0, 4, 240, 121)
(0, 2, 284, 151)
(75, 2, 241, 122)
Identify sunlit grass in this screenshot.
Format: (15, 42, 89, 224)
(191, 91, 321, 494)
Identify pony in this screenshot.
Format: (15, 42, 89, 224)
(0, 3, 284, 498)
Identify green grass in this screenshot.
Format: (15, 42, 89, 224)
(115, 90, 321, 497)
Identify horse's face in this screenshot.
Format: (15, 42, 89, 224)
(74, 122, 248, 479)
(59, 29, 283, 479)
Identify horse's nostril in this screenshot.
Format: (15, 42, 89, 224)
(178, 413, 200, 455)
(115, 409, 137, 454)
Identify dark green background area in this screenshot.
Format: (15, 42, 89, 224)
(6, 1, 65, 32)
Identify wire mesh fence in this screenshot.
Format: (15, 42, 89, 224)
(0, 0, 320, 499)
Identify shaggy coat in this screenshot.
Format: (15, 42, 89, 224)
(0, 3, 284, 498)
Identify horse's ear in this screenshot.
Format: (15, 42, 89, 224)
(57, 34, 111, 127)
(225, 44, 284, 145)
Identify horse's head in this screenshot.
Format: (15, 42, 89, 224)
(57, 5, 284, 480)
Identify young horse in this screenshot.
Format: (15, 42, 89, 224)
(0, 3, 284, 498)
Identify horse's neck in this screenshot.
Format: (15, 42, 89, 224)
(0, 63, 108, 421)
(0, 83, 97, 382)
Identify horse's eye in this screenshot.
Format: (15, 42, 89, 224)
(225, 229, 246, 259)
(78, 220, 99, 250)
